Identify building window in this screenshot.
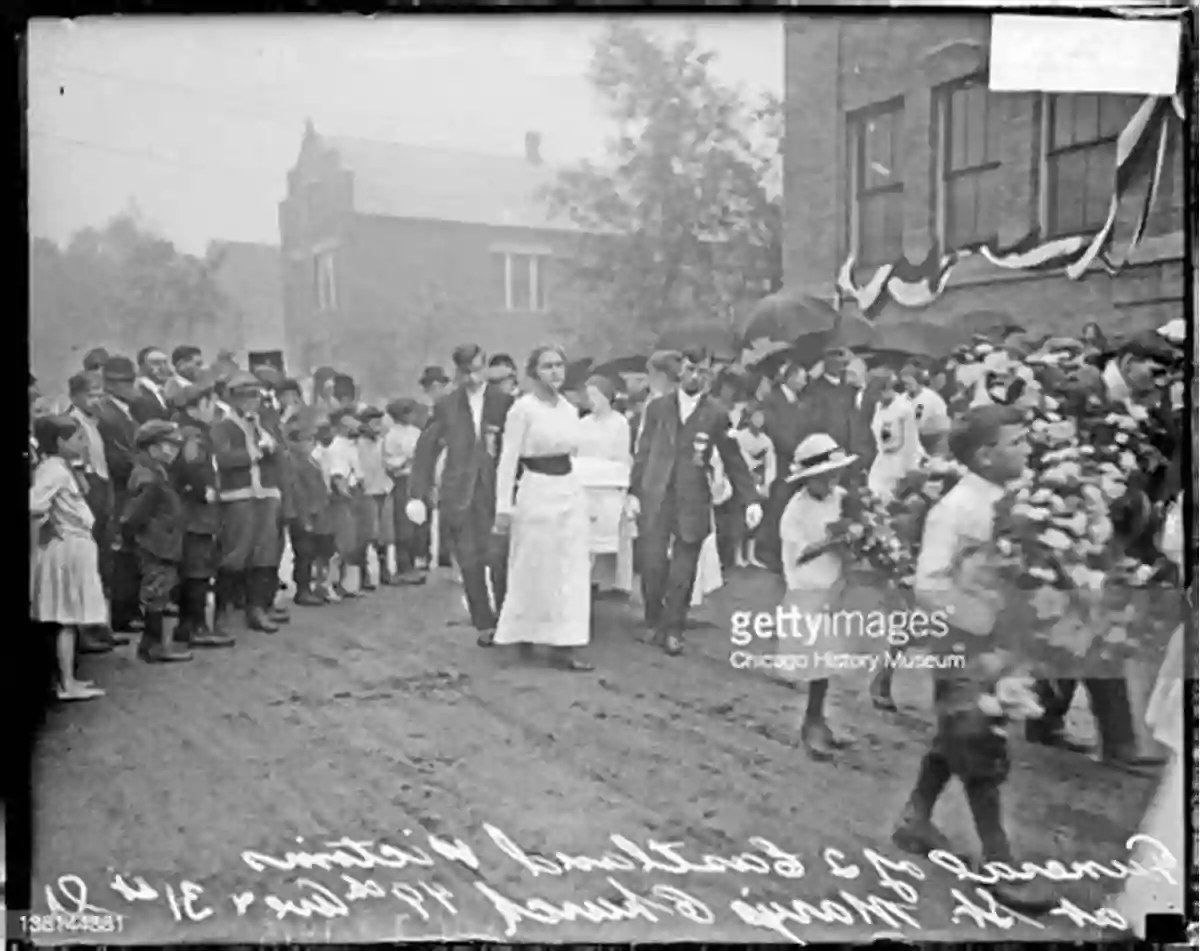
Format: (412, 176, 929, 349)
(936, 77, 1003, 248)
(314, 251, 336, 311)
(847, 102, 906, 267)
(1044, 93, 1141, 236)
(492, 251, 550, 312)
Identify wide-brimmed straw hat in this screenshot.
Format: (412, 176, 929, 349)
(787, 433, 858, 482)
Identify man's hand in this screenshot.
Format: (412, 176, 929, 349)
(405, 499, 427, 526)
(745, 503, 762, 531)
(624, 495, 640, 520)
(493, 512, 512, 535)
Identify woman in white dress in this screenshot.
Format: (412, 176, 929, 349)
(493, 346, 593, 671)
(867, 374, 924, 503)
(30, 415, 108, 702)
(1110, 497, 1188, 935)
(576, 375, 635, 595)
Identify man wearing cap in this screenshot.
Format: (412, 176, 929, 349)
(212, 371, 286, 633)
(627, 347, 761, 657)
(82, 348, 111, 374)
(172, 374, 236, 648)
(95, 356, 144, 633)
(121, 419, 192, 663)
(132, 346, 173, 423)
(416, 364, 452, 570)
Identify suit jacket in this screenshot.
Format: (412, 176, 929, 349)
(131, 382, 171, 424)
(94, 396, 138, 501)
(798, 377, 874, 473)
(762, 387, 806, 468)
(409, 385, 513, 524)
(630, 391, 757, 544)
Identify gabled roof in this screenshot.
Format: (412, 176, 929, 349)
(321, 134, 580, 233)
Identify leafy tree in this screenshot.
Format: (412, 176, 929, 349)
(30, 212, 232, 388)
(543, 21, 782, 350)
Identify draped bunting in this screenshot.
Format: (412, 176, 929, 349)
(836, 93, 1183, 322)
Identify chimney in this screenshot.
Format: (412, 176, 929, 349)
(525, 131, 542, 165)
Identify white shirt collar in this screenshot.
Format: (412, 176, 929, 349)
(824, 375, 842, 386)
(958, 469, 1008, 505)
(678, 389, 701, 422)
(138, 376, 164, 399)
(779, 384, 797, 403)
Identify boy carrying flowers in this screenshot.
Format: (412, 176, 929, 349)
(891, 404, 1053, 913)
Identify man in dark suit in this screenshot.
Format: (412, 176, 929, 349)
(95, 356, 143, 632)
(408, 344, 513, 645)
(758, 359, 809, 572)
(132, 346, 173, 423)
(629, 348, 761, 657)
(798, 347, 874, 482)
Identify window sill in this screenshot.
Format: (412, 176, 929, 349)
(945, 229, 1183, 290)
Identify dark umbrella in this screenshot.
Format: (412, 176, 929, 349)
(960, 310, 1023, 339)
(656, 324, 738, 359)
(563, 358, 593, 391)
(591, 355, 647, 377)
(870, 321, 975, 360)
(740, 291, 840, 349)
(828, 312, 878, 351)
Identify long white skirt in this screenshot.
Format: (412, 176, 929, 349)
(494, 471, 591, 647)
(691, 532, 724, 607)
(31, 532, 109, 627)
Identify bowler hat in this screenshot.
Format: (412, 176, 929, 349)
(135, 419, 183, 449)
(358, 406, 384, 422)
(83, 347, 111, 371)
(419, 365, 449, 388)
(103, 356, 136, 382)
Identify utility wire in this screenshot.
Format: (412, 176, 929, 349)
(28, 126, 284, 177)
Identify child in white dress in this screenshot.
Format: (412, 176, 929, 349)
(777, 433, 859, 761)
(30, 415, 108, 702)
(868, 377, 924, 503)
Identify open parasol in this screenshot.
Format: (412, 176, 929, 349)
(866, 321, 976, 360)
(828, 312, 878, 351)
(591, 354, 648, 377)
(655, 324, 739, 359)
(740, 290, 840, 349)
(563, 357, 594, 391)
(959, 310, 1024, 339)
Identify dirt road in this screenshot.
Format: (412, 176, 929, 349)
(31, 568, 1160, 944)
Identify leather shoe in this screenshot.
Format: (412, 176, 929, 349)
(477, 629, 496, 647)
(892, 814, 955, 856)
(662, 633, 684, 656)
(246, 607, 279, 633)
(800, 722, 836, 761)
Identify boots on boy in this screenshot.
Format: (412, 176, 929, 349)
(186, 579, 234, 648)
(138, 611, 193, 663)
(245, 568, 279, 633)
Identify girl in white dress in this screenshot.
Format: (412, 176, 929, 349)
(576, 376, 635, 595)
(777, 433, 859, 761)
(30, 415, 108, 702)
(493, 346, 593, 671)
(867, 375, 924, 503)
(1110, 498, 1188, 935)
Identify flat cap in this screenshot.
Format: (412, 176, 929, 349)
(419, 365, 449, 388)
(135, 419, 183, 449)
(358, 406, 385, 422)
(103, 356, 137, 382)
(251, 364, 285, 388)
(386, 397, 418, 420)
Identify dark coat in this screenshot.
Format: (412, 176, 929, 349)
(287, 444, 332, 534)
(130, 383, 171, 424)
(122, 454, 185, 562)
(94, 396, 138, 502)
(798, 377, 875, 474)
(761, 387, 806, 468)
(173, 415, 221, 536)
(630, 391, 757, 545)
(409, 385, 513, 524)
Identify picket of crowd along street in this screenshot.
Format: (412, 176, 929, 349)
(16, 9, 1194, 945)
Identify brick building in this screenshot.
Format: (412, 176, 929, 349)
(783, 16, 1186, 337)
(279, 122, 590, 400)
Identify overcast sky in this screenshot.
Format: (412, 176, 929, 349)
(28, 16, 783, 255)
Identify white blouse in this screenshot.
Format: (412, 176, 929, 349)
(495, 394, 583, 518)
(780, 486, 845, 592)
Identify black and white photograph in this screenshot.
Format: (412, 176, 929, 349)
(19, 8, 1195, 945)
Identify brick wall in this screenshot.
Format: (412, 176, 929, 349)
(283, 213, 592, 402)
(782, 15, 1186, 339)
